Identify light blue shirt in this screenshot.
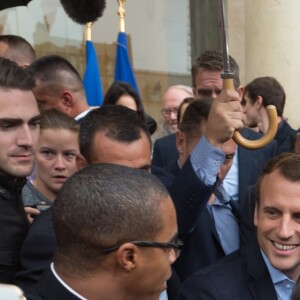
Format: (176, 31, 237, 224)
(191, 135, 239, 203)
(190, 135, 225, 186)
(261, 250, 295, 300)
(190, 136, 240, 254)
(222, 149, 239, 202)
(209, 185, 240, 255)
(159, 290, 168, 300)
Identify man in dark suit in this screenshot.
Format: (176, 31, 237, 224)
(33, 164, 180, 300)
(168, 99, 240, 281)
(191, 50, 277, 208)
(178, 153, 300, 300)
(242, 76, 297, 155)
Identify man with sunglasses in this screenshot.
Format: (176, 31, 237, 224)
(32, 163, 182, 299)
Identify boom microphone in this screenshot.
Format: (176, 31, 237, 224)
(60, 0, 106, 24)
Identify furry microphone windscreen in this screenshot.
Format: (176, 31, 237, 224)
(60, 0, 106, 24)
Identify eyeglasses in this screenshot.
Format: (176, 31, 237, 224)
(102, 239, 184, 259)
(160, 107, 179, 117)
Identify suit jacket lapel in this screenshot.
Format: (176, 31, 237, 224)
(245, 240, 278, 300)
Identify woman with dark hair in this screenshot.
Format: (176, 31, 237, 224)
(103, 81, 157, 134)
(103, 81, 145, 120)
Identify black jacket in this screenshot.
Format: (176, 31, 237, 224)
(0, 175, 29, 283)
(178, 239, 277, 300)
(275, 120, 297, 155)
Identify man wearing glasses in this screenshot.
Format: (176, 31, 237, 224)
(152, 85, 193, 169)
(33, 163, 182, 300)
(158, 85, 193, 138)
(16, 106, 180, 299)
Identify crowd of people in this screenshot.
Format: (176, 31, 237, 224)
(0, 34, 300, 300)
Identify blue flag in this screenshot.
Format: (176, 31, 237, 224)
(114, 32, 139, 94)
(83, 40, 103, 106)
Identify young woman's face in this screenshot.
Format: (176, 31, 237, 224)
(34, 128, 79, 200)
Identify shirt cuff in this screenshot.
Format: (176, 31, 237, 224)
(190, 135, 225, 186)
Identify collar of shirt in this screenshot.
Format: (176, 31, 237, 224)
(51, 263, 87, 300)
(75, 108, 93, 121)
(261, 250, 295, 300)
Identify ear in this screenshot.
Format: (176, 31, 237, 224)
(116, 243, 138, 271)
(255, 96, 264, 110)
(61, 91, 74, 110)
(237, 85, 245, 102)
(76, 154, 88, 169)
(176, 130, 185, 154)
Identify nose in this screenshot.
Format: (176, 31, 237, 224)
(170, 111, 177, 120)
(211, 91, 219, 99)
(17, 125, 34, 148)
(54, 155, 66, 171)
(276, 216, 294, 240)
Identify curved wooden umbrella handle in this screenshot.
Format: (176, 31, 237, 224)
(223, 79, 278, 149)
(233, 105, 278, 149)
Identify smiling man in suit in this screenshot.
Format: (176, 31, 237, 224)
(179, 152, 300, 300)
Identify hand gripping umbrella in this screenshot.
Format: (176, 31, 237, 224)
(218, 0, 278, 150)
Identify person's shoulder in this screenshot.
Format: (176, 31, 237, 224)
(199, 248, 243, 276)
(178, 250, 245, 299)
(30, 207, 53, 231)
(151, 166, 175, 189)
(154, 133, 176, 146)
(180, 249, 243, 288)
(240, 128, 277, 153)
(22, 181, 37, 205)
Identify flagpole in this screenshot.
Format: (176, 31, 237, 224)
(85, 22, 93, 42)
(117, 0, 126, 33)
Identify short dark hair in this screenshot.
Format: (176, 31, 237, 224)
(244, 76, 285, 117)
(256, 153, 300, 205)
(179, 98, 213, 144)
(192, 50, 240, 89)
(27, 55, 84, 93)
(177, 97, 194, 125)
(79, 105, 151, 164)
(0, 57, 35, 90)
(103, 81, 145, 121)
(0, 34, 36, 65)
(40, 108, 79, 133)
(53, 163, 169, 275)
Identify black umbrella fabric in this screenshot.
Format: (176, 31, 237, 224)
(0, 0, 32, 11)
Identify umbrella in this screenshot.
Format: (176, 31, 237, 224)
(217, 0, 278, 150)
(0, 0, 32, 11)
